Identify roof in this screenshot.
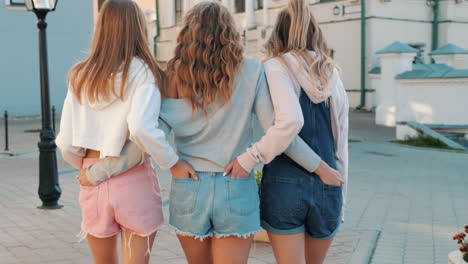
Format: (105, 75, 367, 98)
(396, 64, 468, 79)
(376, 41, 419, 54)
(429, 44, 468, 55)
(368, 66, 381, 74)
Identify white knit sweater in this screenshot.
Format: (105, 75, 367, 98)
(56, 58, 178, 171)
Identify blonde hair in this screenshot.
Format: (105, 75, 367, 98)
(68, 0, 165, 104)
(265, 0, 336, 91)
(164, 1, 244, 113)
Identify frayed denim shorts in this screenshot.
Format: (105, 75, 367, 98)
(169, 171, 261, 240)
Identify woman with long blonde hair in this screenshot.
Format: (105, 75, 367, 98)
(82, 1, 339, 263)
(260, 0, 349, 263)
(56, 1, 194, 263)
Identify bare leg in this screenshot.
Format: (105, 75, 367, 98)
(86, 234, 119, 264)
(121, 230, 156, 264)
(177, 235, 213, 264)
(304, 235, 334, 264)
(212, 236, 253, 264)
(267, 232, 305, 264)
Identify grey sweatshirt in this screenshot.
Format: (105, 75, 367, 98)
(85, 58, 322, 184)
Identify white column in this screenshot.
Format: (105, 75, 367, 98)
(246, 0, 256, 29)
(221, 0, 229, 8)
(376, 52, 416, 127)
(263, 0, 269, 27)
(160, 0, 176, 28)
(229, 0, 235, 12)
(183, 0, 190, 14)
(433, 54, 468, 69)
(144, 9, 157, 54)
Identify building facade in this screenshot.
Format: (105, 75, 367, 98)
(2, 0, 468, 116)
(149, 0, 468, 108)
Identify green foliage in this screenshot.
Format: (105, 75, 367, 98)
(254, 170, 262, 187)
(396, 135, 462, 151)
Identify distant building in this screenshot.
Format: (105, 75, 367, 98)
(1, 1, 93, 116)
(372, 41, 468, 140)
(3, 0, 468, 118)
(152, 0, 468, 108)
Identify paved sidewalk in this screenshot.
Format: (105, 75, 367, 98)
(1, 112, 467, 264)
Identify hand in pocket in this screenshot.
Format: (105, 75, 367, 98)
(224, 159, 249, 179)
(77, 170, 93, 186)
(315, 161, 344, 186)
(170, 160, 198, 180)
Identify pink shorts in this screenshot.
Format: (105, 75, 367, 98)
(79, 158, 164, 239)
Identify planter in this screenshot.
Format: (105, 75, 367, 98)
(449, 250, 468, 264)
(254, 229, 270, 243)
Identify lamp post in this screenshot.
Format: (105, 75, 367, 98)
(25, 0, 62, 209)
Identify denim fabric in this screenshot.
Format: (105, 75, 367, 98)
(169, 172, 261, 240)
(261, 92, 343, 239)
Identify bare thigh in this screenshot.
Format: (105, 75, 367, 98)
(86, 234, 119, 264)
(177, 235, 212, 264)
(268, 232, 305, 264)
(212, 235, 253, 264)
(304, 235, 334, 264)
(121, 230, 156, 264)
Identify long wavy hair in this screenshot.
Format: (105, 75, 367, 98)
(164, 1, 244, 113)
(68, 0, 165, 104)
(265, 0, 336, 92)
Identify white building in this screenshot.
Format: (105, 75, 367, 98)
(3, 0, 468, 131)
(148, 0, 468, 109)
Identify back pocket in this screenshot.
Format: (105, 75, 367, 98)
(228, 177, 258, 216)
(261, 176, 304, 217)
(170, 178, 200, 215)
(321, 184, 343, 220)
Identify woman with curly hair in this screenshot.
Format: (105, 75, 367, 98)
(81, 1, 341, 263)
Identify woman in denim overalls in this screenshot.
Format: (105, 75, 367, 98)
(261, 0, 349, 263)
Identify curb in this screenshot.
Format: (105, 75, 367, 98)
(348, 229, 380, 264)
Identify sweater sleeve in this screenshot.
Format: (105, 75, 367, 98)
(332, 71, 349, 221)
(85, 115, 175, 184)
(55, 91, 86, 170)
(236, 66, 322, 173)
(85, 141, 145, 185)
(126, 81, 179, 170)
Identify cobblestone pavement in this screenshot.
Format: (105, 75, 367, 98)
(1, 112, 467, 264)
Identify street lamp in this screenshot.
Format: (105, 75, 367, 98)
(333, 5, 341, 16)
(25, 0, 62, 209)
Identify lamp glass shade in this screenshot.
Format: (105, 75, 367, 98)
(24, 0, 57, 11)
(333, 6, 340, 16)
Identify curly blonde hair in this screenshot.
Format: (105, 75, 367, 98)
(164, 1, 244, 113)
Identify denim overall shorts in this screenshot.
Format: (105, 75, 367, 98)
(260, 91, 343, 239)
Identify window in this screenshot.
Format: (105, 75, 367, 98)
(175, 0, 183, 24)
(236, 0, 263, 12)
(235, 0, 245, 13)
(256, 0, 263, 10)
